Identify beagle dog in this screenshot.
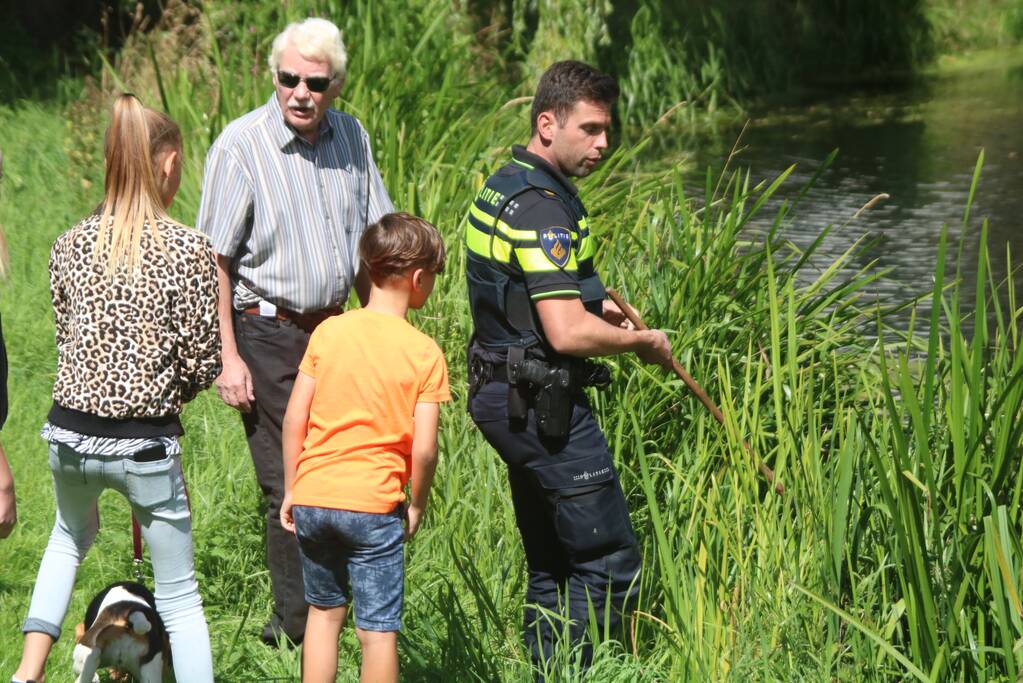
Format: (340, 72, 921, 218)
(72, 582, 172, 683)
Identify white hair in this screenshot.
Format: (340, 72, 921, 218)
(268, 18, 348, 86)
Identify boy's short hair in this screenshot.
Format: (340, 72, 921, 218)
(359, 212, 446, 284)
(530, 60, 619, 135)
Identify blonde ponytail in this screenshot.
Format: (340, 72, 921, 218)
(94, 94, 182, 275)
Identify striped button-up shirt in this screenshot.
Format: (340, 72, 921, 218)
(196, 95, 394, 313)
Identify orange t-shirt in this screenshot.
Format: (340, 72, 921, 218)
(292, 308, 451, 513)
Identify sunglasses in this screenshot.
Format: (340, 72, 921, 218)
(276, 70, 334, 93)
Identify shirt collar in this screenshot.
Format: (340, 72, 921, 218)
(266, 94, 334, 149)
(511, 144, 578, 196)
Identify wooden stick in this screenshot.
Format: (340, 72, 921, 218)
(607, 288, 783, 495)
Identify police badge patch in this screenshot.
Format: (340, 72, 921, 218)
(540, 227, 572, 268)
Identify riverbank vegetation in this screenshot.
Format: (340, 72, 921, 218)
(5, 0, 1023, 120)
(2, 0, 1022, 680)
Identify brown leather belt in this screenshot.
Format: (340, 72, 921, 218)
(241, 305, 342, 333)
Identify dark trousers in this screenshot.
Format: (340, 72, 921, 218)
(234, 312, 312, 643)
(470, 380, 642, 671)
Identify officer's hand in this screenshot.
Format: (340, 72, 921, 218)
(602, 298, 636, 330)
(216, 353, 255, 412)
(636, 329, 674, 371)
(405, 504, 426, 541)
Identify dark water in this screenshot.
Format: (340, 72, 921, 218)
(686, 59, 1023, 332)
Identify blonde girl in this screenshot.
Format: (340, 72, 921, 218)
(13, 94, 220, 683)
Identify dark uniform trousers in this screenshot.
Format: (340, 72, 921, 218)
(234, 312, 311, 643)
(470, 378, 642, 668)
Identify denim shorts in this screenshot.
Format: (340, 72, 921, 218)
(293, 505, 405, 632)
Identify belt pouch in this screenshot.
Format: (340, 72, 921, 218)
(506, 346, 529, 420)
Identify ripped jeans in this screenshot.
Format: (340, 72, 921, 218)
(22, 441, 214, 682)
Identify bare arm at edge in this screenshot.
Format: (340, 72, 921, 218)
(0, 443, 16, 539)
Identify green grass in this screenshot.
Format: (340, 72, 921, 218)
(3, 1, 1023, 680)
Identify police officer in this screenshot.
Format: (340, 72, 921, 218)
(465, 61, 674, 671)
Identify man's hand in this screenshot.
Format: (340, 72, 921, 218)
(0, 487, 16, 539)
(280, 492, 296, 534)
(602, 298, 636, 330)
(405, 504, 426, 541)
(636, 329, 675, 371)
(216, 352, 255, 412)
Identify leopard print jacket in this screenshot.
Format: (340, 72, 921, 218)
(49, 214, 222, 419)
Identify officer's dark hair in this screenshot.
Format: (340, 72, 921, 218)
(530, 60, 619, 136)
(359, 212, 446, 285)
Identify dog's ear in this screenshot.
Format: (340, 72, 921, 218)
(75, 621, 86, 643)
(80, 609, 120, 648)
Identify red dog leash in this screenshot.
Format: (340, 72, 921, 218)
(131, 472, 191, 579)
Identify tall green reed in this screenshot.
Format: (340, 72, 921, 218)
(794, 154, 1023, 681)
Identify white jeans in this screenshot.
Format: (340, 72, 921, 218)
(23, 441, 214, 682)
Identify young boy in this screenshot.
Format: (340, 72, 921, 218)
(280, 212, 450, 683)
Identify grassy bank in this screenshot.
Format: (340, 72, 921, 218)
(2, 0, 1023, 680)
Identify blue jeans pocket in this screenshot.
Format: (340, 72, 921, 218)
(124, 455, 176, 509)
(48, 442, 82, 478)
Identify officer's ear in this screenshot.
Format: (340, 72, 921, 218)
(536, 110, 558, 144)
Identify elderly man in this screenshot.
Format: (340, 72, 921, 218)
(196, 18, 394, 647)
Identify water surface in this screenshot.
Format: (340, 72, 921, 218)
(685, 58, 1023, 331)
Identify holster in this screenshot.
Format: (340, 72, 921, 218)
(507, 346, 574, 439)
(471, 342, 611, 440)
(532, 365, 572, 439)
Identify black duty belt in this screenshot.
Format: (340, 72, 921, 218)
(471, 356, 610, 390)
